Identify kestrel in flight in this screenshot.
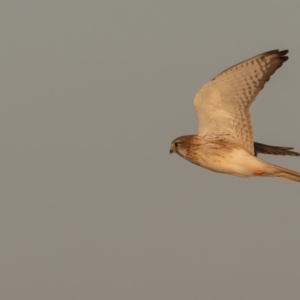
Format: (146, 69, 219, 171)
(170, 49, 300, 182)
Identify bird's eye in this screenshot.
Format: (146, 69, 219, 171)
(174, 142, 178, 147)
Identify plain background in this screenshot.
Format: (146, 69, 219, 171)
(1, 1, 300, 299)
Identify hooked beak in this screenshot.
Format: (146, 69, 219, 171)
(169, 148, 173, 154)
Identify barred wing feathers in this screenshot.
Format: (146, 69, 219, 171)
(193, 50, 289, 155)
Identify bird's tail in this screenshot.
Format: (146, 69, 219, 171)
(263, 163, 300, 183)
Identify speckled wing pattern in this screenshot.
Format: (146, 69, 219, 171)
(193, 50, 289, 155)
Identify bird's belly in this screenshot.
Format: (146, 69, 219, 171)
(192, 148, 263, 178)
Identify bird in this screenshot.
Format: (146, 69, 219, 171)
(170, 49, 300, 182)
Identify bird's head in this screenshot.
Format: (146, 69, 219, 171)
(170, 135, 194, 157)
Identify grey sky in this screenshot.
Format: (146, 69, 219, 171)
(1, 1, 300, 299)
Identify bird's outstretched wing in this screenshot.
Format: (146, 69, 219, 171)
(193, 50, 289, 155)
(254, 142, 300, 156)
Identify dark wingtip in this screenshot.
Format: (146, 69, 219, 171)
(254, 142, 300, 157)
(279, 49, 289, 62)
